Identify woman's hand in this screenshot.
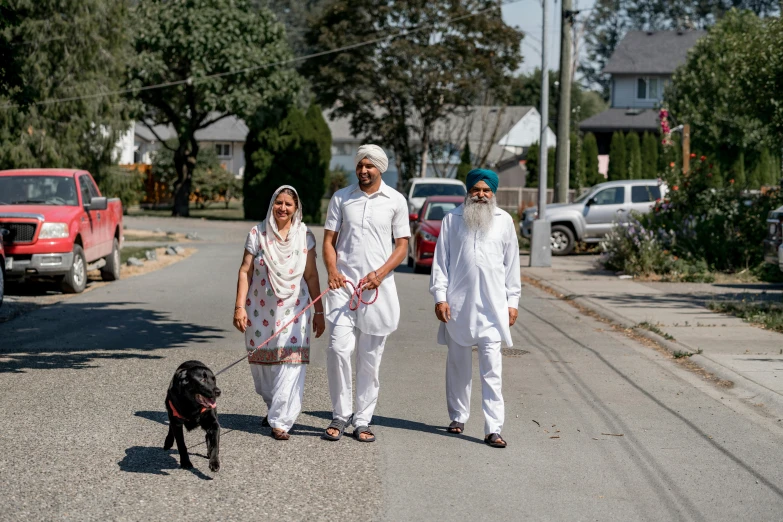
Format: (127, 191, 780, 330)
(313, 313, 326, 338)
(328, 270, 346, 290)
(233, 307, 250, 333)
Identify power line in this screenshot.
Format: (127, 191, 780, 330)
(1, 0, 527, 110)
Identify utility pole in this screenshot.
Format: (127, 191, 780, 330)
(554, 0, 574, 203)
(529, 0, 552, 267)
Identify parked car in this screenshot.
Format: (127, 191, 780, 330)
(403, 178, 466, 214)
(407, 196, 464, 273)
(520, 179, 667, 256)
(0, 169, 123, 293)
(763, 205, 783, 271)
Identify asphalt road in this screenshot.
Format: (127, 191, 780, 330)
(1, 216, 782, 521)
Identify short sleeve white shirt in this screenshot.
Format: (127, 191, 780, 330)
(323, 181, 411, 336)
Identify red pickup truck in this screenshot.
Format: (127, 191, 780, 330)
(0, 169, 123, 294)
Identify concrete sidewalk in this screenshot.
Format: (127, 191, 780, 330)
(521, 254, 783, 419)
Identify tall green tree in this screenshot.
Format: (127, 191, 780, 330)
(608, 132, 627, 181)
(582, 132, 602, 186)
(641, 132, 659, 179)
(0, 0, 132, 179)
(244, 103, 331, 222)
(668, 11, 783, 181)
(128, 0, 300, 216)
(569, 131, 585, 190)
(626, 132, 642, 179)
(456, 141, 472, 183)
(303, 0, 523, 189)
(525, 143, 555, 189)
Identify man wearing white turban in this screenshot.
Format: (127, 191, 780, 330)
(322, 144, 410, 442)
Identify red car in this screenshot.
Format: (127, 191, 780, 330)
(407, 196, 465, 273)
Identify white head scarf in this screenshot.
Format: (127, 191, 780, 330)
(260, 185, 308, 300)
(354, 144, 389, 173)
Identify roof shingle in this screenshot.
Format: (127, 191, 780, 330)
(603, 30, 706, 75)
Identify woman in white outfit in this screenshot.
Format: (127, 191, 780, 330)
(233, 185, 325, 440)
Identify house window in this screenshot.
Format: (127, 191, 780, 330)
(215, 143, 231, 158)
(636, 78, 661, 100)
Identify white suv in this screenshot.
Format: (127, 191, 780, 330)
(404, 178, 467, 214)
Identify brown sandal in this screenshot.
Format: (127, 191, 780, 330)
(447, 421, 464, 434)
(484, 433, 506, 448)
(271, 428, 290, 441)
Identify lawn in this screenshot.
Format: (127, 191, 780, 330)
(128, 200, 247, 221)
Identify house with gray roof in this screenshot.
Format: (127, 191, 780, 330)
(579, 30, 705, 157)
(116, 115, 249, 177)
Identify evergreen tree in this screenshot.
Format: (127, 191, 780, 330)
(569, 132, 585, 191)
(626, 132, 642, 179)
(456, 141, 472, 183)
(582, 132, 602, 186)
(244, 104, 332, 222)
(608, 132, 627, 181)
(525, 143, 554, 189)
(641, 132, 659, 179)
(729, 151, 746, 188)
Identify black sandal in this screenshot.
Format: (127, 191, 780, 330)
(322, 418, 350, 441)
(447, 421, 464, 434)
(353, 425, 375, 442)
(484, 433, 507, 448)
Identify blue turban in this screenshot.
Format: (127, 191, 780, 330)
(466, 168, 499, 193)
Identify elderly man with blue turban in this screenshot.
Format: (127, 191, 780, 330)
(429, 168, 521, 448)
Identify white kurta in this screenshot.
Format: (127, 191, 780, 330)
(429, 204, 521, 346)
(323, 182, 411, 336)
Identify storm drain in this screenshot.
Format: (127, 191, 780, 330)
(472, 347, 530, 357)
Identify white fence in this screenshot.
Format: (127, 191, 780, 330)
(495, 187, 583, 214)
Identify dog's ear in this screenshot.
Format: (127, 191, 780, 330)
(175, 368, 190, 386)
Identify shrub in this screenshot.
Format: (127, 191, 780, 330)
(95, 166, 145, 213)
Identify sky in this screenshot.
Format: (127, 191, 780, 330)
(501, 0, 597, 76)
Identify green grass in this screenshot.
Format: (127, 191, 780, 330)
(120, 246, 152, 264)
(123, 234, 174, 242)
(128, 200, 246, 221)
(708, 300, 783, 333)
(636, 321, 676, 341)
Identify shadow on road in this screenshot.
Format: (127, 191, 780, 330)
(0, 301, 224, 373)
(306, 410, 485, 444)
(135, 410, 326, 438)
(118, 446, 212, 480)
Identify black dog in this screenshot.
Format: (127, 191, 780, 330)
(164, 360, 221, 472)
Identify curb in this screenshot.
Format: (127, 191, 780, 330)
(523, 272, 783, 420)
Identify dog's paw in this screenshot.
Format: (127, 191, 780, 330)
(180, 460, 194, 470)
(209, 459, 220, 472)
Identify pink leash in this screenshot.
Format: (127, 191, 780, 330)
(215, 278, 377, 376)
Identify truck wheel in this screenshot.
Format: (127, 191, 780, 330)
(551, 225, 575, 256)
(100, 238, 121, 281)
(61, 244, 87, 294)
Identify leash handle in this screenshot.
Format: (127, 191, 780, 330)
(345, 278, 379, 311)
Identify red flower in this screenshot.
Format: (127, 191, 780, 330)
(291, 284, 295, 289)
(263, 319, 269, 327)
(290, 336, 298, 344)
(673, 185, 679, 191)
(690, 153, 696, 158)
(262, 231, 266, 236)
(260, 278, 266, 286)
(246, 299, 250, 306)
(729, 179, 735, 184)
(276, 320, 281, 327)
(249, 339, 255, 347)
(289, 268, 294, 274)
(260, 260, 265, 267)
(700, 155, 706, 161)
(260, 299, 265, 307)
(294, 318, 299, 324)
(707, 173, 713, 178)
(306, 337, 310, 344)
(295, 299, 301, 306)
(669, 162, 675, 168)
(277, 299, 284, 307)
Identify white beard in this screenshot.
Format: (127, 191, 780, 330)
(463, 195, 496, 235)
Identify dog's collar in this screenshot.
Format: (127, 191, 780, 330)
(168, 399, 214, 421)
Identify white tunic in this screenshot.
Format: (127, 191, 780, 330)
(429, 204, 521, 347)
(324, 182, 411, 336)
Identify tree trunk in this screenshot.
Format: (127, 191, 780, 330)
(419, 131, 429, 178)
(172, 142, 198, 217)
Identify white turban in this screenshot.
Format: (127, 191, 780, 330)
(354, 144, 389, 173)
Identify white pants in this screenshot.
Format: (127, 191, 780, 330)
(249, 363, 306, 432)
(446, 331, 504, 435)
(326, 322, 387, 427)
